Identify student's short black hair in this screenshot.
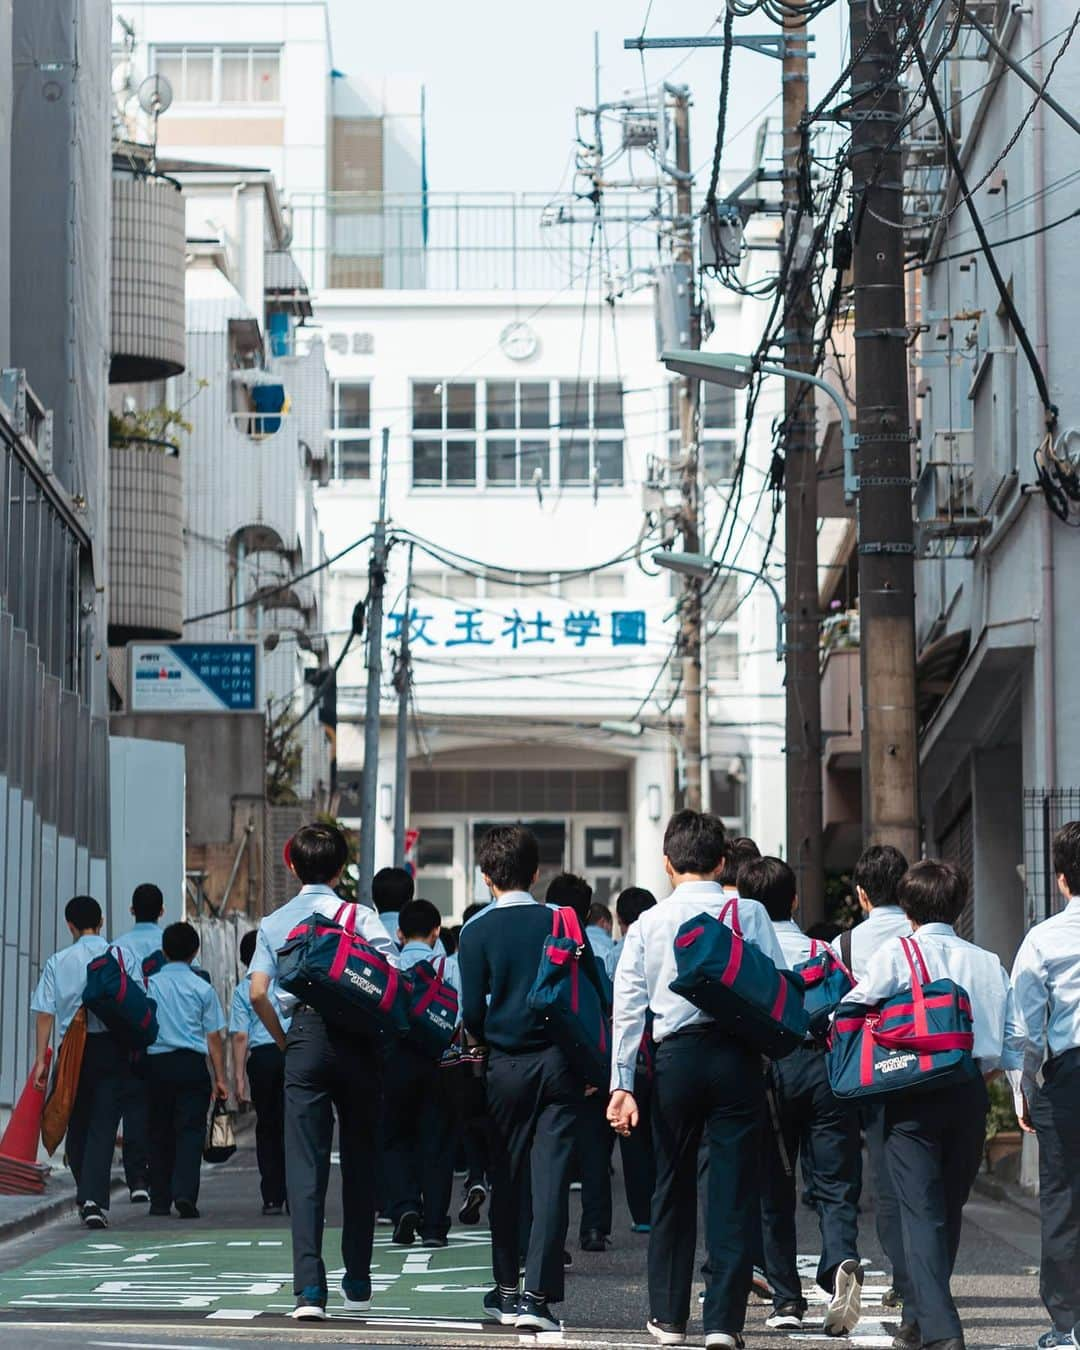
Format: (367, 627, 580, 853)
(372, 866, 415, 914)
(853, 844, 909, 908)
(806, 921, 841, 942)
(239, 930, 258, 967)
(546, 872, 593, 923)
(163, 921, 200, 963)
(476, 824, 540, 892)
(1052, 820, 1080, 896)
(586, 901, 612, 929)
(718, 836, 761, 888)
(462, 902, 488, 923)
(663, 810, 727, 876)
(288, 823, 349, 885)
(737, 856, 797, 922)
(897, 859, 968, 927)
(66, 895, 102, 931)
(616, 886, 656, 928)
(399, 898, 442, 940)
(442, 924, 461, 956)
(131, 883, 164, 922)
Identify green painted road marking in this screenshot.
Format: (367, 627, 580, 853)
(0, 1229, 494, 1321)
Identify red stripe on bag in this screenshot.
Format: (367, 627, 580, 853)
(675, 926, 704, 949)
(547, 947, 573, 966)
(378, 967, 399, 1014)
(834, 1017, 865, 1033)
(720, 932, 744, 986)
(599, 1016, 607, 1053)
(771, 976, 788, 1021)
(571, 957, 580, 1014)
(859, 1022, 875, 1086)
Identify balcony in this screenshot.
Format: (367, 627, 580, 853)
(820, 643, 862, 866)
(108, 442, 184, 643)
(916, 429, 990, 556)
(110, 168, 186, 384)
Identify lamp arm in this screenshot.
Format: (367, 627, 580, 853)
(708, 562, 785, 661)
(756, 361, 859, 503)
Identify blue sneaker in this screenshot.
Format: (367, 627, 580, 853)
(341, 1278, 371, 1312)
(1037, 1332, 1073, 1349)
(483, 1286, 519, 1325)
(291, 1286, 327, 1321)
(632, 1222, 652, 1234)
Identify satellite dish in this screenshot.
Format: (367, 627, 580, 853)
(137, 73, 173, 117)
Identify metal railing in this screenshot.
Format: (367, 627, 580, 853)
(286, 191, 665, 292)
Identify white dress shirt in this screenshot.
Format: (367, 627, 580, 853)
(1010, 896, 1080, 1101)
(846, 923, 1025, 1078)
(771, 918, 836, 971)
(250, 884, 399, 1015)
(611, 880, 786, 1092)
(846, 904, 912, 983)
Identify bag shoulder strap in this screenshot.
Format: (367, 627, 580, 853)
(333, 902, 358, 936)
(808, 938, 820, 960)
(840, 927, 853, 972)
(900, 936, 932, 1001)
(718, 895, 743, 938)
(555, 906, 585, 946)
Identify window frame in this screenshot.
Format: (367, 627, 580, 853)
(329, 380, 372, 482)
(668, 379, 738, 487)
(151, 44, 282, 105)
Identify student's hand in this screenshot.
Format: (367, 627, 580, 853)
(32, 1058, 49, 1092)
(606, 1090, 639, 1137)
(235, 1079, 250, 1106)
(214, 1078, 229, 1102)
(1018, 1091, 1036, 1135)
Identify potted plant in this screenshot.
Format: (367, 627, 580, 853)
(984, 1077, 1022, 1174)
(109, 404, 192, 454)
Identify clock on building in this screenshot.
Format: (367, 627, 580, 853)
(499, 321, 539, 362)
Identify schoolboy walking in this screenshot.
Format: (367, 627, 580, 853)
(230, 930, 289, 1215)
(737, 856, 862, 1335)
(608, 810, 785, 1349)
(1010, 821, 1080, 1349)
(611, 886, 657, 1233)
(112, 882, 166, 1204)
(382, 899, 461, 1248)
(144, 922, 228, 1218)
(458, 826, 607, 1333)
(31, 896, 119, 1229)
(249, 822, 399, 1321)
(373, 866, 415, 948)
(846, 860, 1024, 1350)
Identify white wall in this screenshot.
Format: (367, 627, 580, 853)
(109, 737, 187, 934)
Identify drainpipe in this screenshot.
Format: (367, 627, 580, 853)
(1032, 2, 1056, 790)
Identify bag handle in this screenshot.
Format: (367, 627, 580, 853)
(899, 936, 933, 1071)
(718, 895, 743, 939)
(334, 902, 358, 936)
(554, 906, 585, 948)
(809, 938, 819, 959)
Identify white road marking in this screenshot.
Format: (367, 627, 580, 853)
(206, 1310, 260, 1321)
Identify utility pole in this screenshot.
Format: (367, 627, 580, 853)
(781, 9, 825, 923)
(848, 0, 920, 859)
(392, 542, 414, 868)
(358, 427, 390, 906)
(672, 85, 704, 813)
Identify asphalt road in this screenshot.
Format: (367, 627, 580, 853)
(0, 1140, 1050, 1348)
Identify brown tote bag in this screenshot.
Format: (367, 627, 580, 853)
(41, 1009, 88, 1156)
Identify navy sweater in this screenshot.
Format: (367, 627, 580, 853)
(458, 898, 607, 1053)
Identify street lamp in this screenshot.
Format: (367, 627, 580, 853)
(653, 552, 785, 661)
(661, 350, 860, 502)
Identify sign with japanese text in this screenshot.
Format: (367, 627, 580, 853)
(129, 643, 259, 713)
(385, 600, 661, 657)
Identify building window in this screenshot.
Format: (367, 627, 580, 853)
(669, 381, 737, 485)
(486, 380, 551, 487)
(411, 381, 478, 487)
(559, 380, 623, 486)
(152, 45, 281, 104)
(707, 630, 739, 681)
(330, 381, 371, 480)
(412, 570, 479, 600)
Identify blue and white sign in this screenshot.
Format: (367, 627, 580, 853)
(129, 643, 259, 713)
(385, 600, 663, 657)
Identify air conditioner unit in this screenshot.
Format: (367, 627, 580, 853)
(916, 429, 976, 521)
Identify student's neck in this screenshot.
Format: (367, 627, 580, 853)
(670, 872, 716, 887)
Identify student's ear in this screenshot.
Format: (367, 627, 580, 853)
(855, 885, 871, 914)
(1057, 873, 1072, 901)
(396, 927, 405, 945)
(791, 895, 800, 917)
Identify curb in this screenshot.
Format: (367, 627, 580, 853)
(973, 1172, 1040, 1219)
(0, 1170, 126, 1245)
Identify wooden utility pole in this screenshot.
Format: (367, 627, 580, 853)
(781, 11, 825, 923)
(358, 427, 390, 904)
(672, 86, 704, 812)
(392, 543, 414, 868)
(848, 0, 920, 858)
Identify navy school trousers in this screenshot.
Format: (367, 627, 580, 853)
(883, 1072, 988, 1343)
(1031, 1046, 1080, 1333)
(760, 1043, 860, 1307)
(485, 1044, 582, 1304)
(247, 1042, 286, 1207)
(284, 1008, 382, 1298)
(145, 1048, 212, 1210)
(68, 1032, 127, 1210)
(381, 1045, 458, 1241)
(649, 1026, 764, 1335)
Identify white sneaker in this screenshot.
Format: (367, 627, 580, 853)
(646, 1320, 687, 1345)
(824, 1258, 864, 1336)
(290, 1302, 327, 1321)
(704, 1335, 744, 1349)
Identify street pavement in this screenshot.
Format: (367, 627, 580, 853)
(0, 1141, 1050, 1349)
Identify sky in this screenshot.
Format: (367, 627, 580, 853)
(327, 1, 848, 196)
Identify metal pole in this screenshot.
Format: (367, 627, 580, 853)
(781, 5, 825, 923)
(672, 86, 704, 813)
(849, 0, 920, 859)
(393, 542, 414, 868)
(358, 427, 390, 906)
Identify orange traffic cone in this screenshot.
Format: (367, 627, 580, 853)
(0, 1052, 52, 1194)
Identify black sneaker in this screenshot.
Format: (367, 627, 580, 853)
(290, 1287, 327, 1321)
(174, 1199, 200, 1219)
(517, 1292, 560, 1333)
(80, 1203, 107, 1230)
(422, 1235, 449, 1248)
(483, 1286, 519, 1325)
(580, 1229, 610, 1252)
(392, 1210, 420, 1246)
(891, 1322, 922, 1350)
(647, 1319, 688, 1345)
(262, 1202, 285, 1217)
(882, 1285, 903, 1309)
(149, 1204, 170, 1216)
(458, 1183, 487, 1225)
(129, 1188, 150, 1203)
(766, 1302, 805, 1329)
